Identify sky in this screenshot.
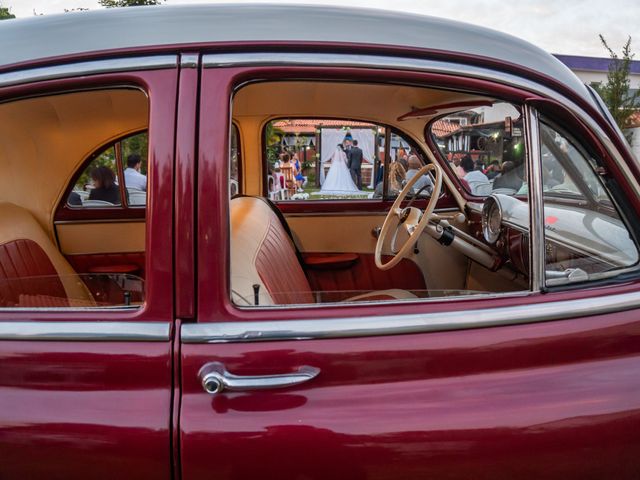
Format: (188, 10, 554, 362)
(3, 0, 640, 57)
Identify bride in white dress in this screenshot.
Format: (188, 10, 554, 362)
(320, 145, 360, 194)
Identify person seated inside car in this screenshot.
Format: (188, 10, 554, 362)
(124, 153, 147, 191)
(89, 166, 121, 205)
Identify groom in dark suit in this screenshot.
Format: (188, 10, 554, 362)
(347, 140, 363, 189)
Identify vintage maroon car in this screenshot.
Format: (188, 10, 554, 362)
(0, 4, 639, 479)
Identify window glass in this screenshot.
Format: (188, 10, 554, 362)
(431, 102, 525, 196)
(121, 132, 148, 206)
(0, 88, 148, 310)
(69, 145, 122, 207)
(230, 124, 241, 197)
(264, 119, 429, 201)
(539, 121, 639, 285)
(382, 132, 433, 199)
(68, 131, 148, 208)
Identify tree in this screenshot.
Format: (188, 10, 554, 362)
(99, 0, 163, 6)
(592, 35, 640, 143)
(0, 4, 15, 20)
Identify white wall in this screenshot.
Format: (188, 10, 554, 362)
(571, 69, 640, 89)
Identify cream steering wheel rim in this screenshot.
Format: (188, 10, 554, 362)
(374, 163, 443, 270)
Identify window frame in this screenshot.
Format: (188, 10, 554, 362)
(228, 83, 536, 311)
(536, 115, 640, 289)
(197, 55, 640, 336)
(56, 128, 149, 220)
(0, 64, 176, 320)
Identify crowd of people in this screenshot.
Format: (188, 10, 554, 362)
(447, 152, 527, 196)
(269, 150, 307, 194)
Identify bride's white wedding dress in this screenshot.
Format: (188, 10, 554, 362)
(320, 147, 360, 194)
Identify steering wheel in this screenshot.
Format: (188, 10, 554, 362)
(375, 163, 443, 270)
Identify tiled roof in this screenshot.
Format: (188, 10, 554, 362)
(273, 119, 377, 134)
(628, 112, 640, 128)
(431, 119, 461, 137)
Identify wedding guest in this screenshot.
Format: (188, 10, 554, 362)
(493, 160, 523, 191)
(88, 166, 121, 204)
(448, 153, 466, 177)
(484, 160, 501, 180)
(406, 155, 433, 195)
(461, 155, 490, 195)
(292, 152, 305, 191)
(374, 161, 406, 198)
(123, 153, 147, 191)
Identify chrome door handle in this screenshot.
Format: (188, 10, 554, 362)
(199, 362, 320, 394)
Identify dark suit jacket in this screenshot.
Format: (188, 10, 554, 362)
(348, 146, 363, 170)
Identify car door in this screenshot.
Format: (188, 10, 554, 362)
(179, 55, 640, 480)
(0, 58, 178, 479)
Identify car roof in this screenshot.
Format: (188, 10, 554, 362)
(0, 3, 590, 103)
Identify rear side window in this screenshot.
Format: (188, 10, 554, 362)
(68, 131, 148, 208)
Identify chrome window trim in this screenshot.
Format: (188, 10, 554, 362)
(182, 290, 640, 344)
(204, 52, 574, 107)
(0, 321, 170, 341)
(0, 55, 178, 89)
(524, 106, 545, 292)
(206, 52, 640, 201)
(180, 53, 199, 69)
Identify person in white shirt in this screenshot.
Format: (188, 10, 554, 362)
(461, 155, 491, 196)
(124, 154, 147, 191)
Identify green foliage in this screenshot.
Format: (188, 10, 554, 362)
(265, 122, 284, 168)
(592, 35, 640, 144)
(122, 132, 148, 175)
(0, 6, 15, 19)
(99, 0, 163, 7)
(75, 147, 116, 190)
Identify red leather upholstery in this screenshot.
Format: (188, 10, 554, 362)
(255, 217, 314, 305)
(66, 252, 145, 278)
(0, 239, 67, 307)
(306, 253, 426, 302)
(231, 197, 417, 305)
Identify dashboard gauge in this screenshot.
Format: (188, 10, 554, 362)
(482, 195, 503, 244)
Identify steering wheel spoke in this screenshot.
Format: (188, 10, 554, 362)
(374, 164, 443, 270)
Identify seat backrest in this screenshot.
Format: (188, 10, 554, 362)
(0, 202, 93, 307)
(230, 196, 313, 306)
(468, 180, 493, 196)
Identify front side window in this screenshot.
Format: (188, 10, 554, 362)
(430, 102, 525, 196)
(230, 81, 532, 308)
(539, 121, 639, 285)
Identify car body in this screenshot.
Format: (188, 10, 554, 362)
(0, 4, 639, 479)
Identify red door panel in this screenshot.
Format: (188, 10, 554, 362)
(65, 252, 146, 278)
(0, 340, 172, 480)
(180, 311, 640, 479)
